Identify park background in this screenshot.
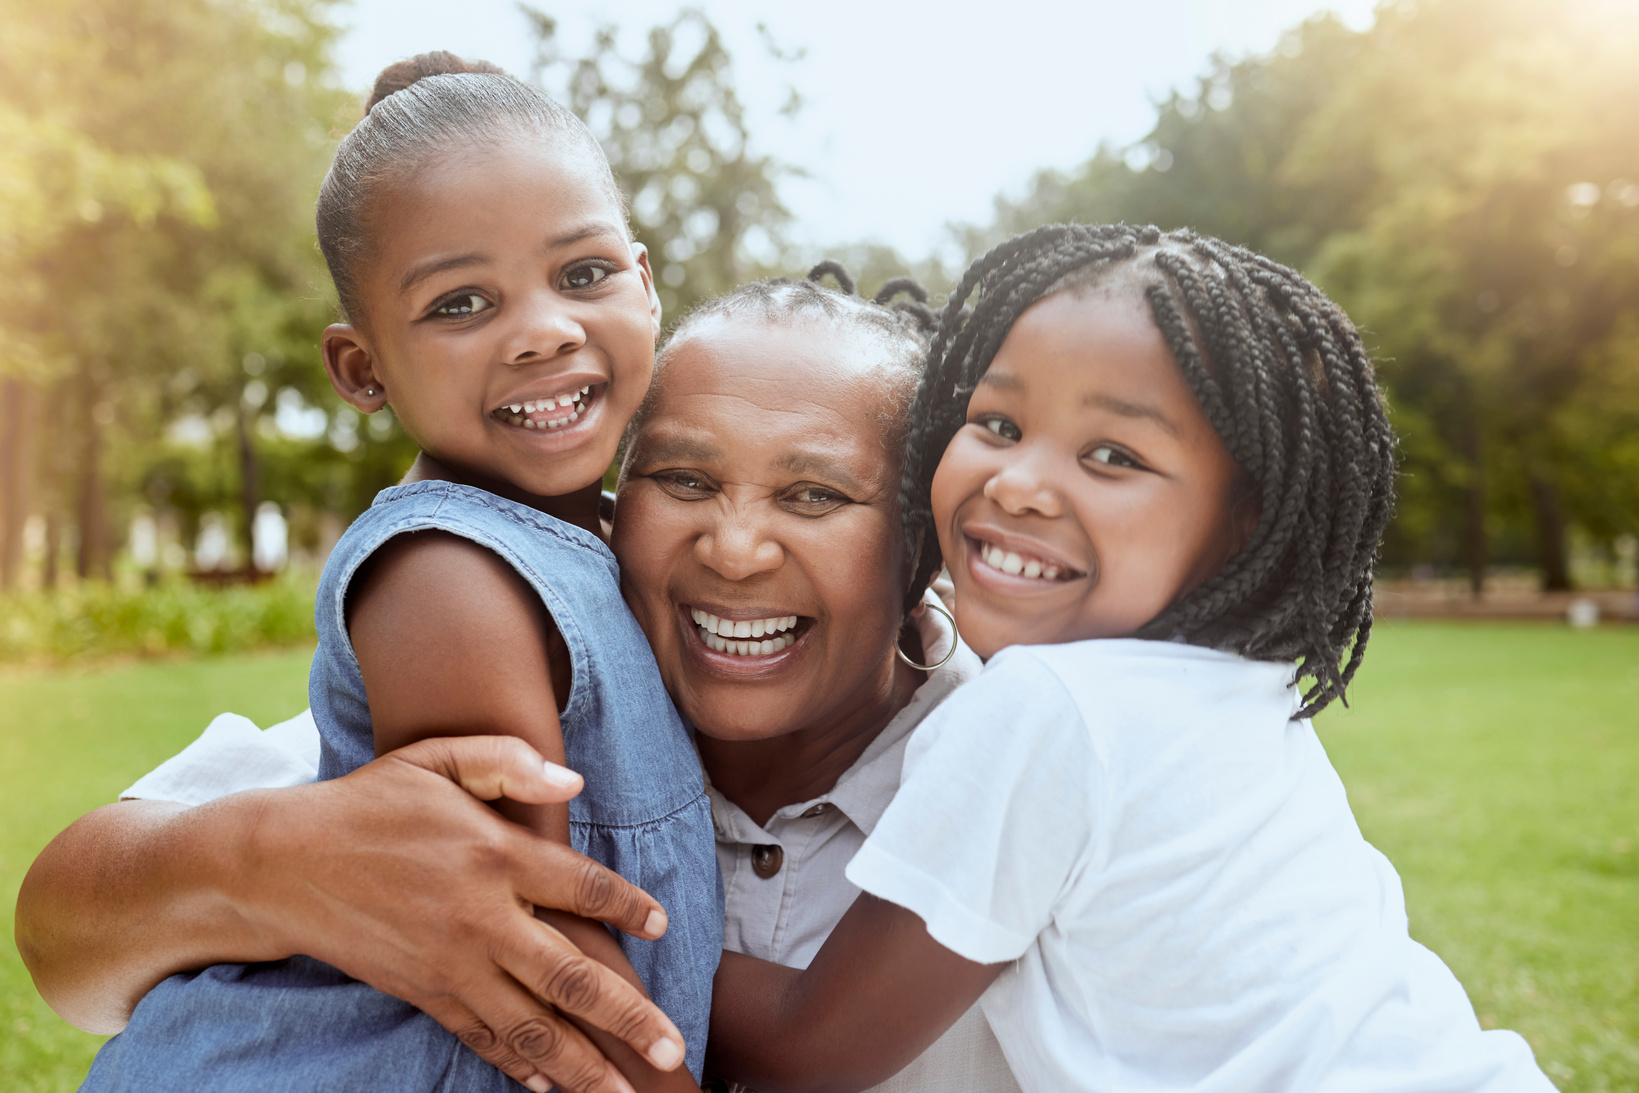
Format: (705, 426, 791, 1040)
(0, 0, 1635, 1088)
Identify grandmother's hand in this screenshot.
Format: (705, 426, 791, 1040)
(236, 736, 678, 1093)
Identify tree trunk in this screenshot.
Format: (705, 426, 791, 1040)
(238, 406, 261, 574)
(0, 377, 35, 589)
(75, 375, 110, 581)
(1462, 428, 1487, 599)
(1529, 473, 1572, 591)
(43, 511, 61, 588)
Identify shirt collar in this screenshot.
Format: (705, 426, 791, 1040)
(704, 587, 981, 841)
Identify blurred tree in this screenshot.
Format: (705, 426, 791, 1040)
(0, 15, 214, 586)
(0, 0, 357, 583)
(1304, 0, 1639, 591)
(524, 7, 796, 321)
(963, 0, 1639, 591)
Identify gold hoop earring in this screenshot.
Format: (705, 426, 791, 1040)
(896, 599, 958, 672)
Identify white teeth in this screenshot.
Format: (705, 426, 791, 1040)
(695, 625, 794, 658)
(689, 609, 799, 640)
(980, 542, 1068, 581)
(503, 387, 593, 427)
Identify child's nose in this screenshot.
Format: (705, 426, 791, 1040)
(503, 293, 587, 363)
(983, 451, 1064, 518)
(694, 505, 784, 580)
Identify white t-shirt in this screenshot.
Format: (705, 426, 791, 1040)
(846, 640, 1554, 1093)
(706, 592, 1019, 1092)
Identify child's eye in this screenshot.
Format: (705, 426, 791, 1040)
(1086, 445, 1144, 470)
(977, 416, 1022, 443)
(561, 265, 610, 290)
(431, 293, 491, 318)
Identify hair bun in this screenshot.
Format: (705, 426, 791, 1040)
(365, 51, 507, 115)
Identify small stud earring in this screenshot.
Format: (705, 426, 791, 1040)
(365, 385, 377, 397)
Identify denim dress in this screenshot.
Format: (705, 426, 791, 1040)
(83, 481, 722, 1092)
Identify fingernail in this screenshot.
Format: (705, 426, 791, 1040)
(646, 1037, 684, 1070)
(644, 908, 668, 938)
(524, 1076, 550, 1093)
(542, 761, 582, 791)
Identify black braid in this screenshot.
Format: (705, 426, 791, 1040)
(805, 260, 856, 296)
(655, 261, 935, 356)
(900, 224, 1396, 718)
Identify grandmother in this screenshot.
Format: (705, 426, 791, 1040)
(18, 271, 1020, 1093)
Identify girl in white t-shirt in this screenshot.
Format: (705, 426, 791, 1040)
(704, 224, 1555, 1093)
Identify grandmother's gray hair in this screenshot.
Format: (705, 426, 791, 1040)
(625, 270, 936, 459)
(316, 55, 621, 323)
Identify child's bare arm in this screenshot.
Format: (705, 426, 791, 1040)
(705, 893, 1006, 1093)
(349, 531, 697, 1092)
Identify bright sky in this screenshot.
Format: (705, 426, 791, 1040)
(335, 0, 1378, 260)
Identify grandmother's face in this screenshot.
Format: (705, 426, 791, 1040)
(613, 317, 910, 742)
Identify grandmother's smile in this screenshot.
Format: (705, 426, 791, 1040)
(682, 604, 814, 664)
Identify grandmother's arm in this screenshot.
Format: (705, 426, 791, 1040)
(16, 735, 676, 1093)
(706, 893, 1005, 1093)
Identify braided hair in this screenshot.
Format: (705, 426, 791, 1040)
(630, 261, 939, 442)
(901, 224, 1396, 717)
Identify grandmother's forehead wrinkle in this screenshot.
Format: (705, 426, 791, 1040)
(651, 385, 879, 428)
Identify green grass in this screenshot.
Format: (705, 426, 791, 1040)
(0, 646, 315, 1093)
(1318, 622, 1639, 1091)
(0, 624, 1634, 1090)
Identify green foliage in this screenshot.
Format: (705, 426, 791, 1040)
(964, 0, 1639, 584)
(524, 7, 796, 321)
(0, 573, 317, 663)
(0, 0, 415, 588)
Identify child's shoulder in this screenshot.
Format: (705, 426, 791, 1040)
(322, 481, 614, 598)
(314, 481, 627, 663)
(983, 639, 1299, 728)
(345, 480, 611, 559)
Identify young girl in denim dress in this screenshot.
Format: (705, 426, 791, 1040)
(82, 55, 718, 1093)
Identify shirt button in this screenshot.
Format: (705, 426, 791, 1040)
(751, 844, 784, 879)
(799, 803, 830, 819)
